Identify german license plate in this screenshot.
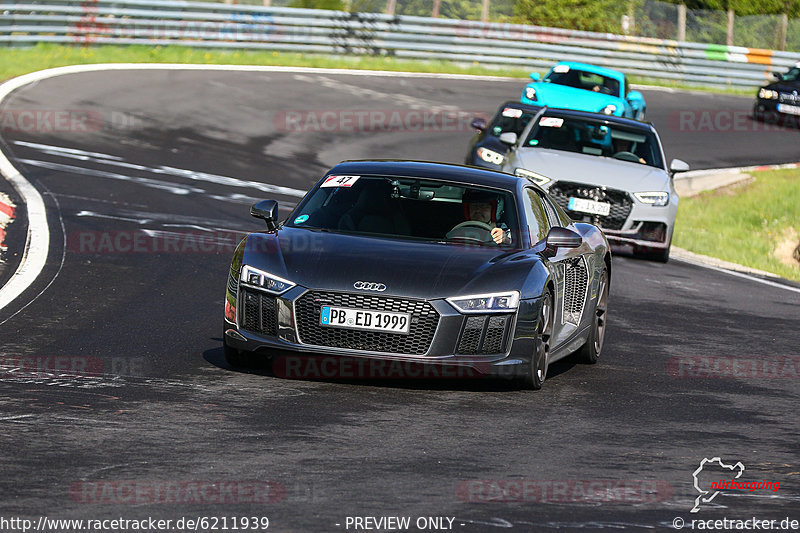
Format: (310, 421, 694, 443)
(320, 306, 410, 334)
(568, 197, 611, 216)
(777, 103, 800, 116)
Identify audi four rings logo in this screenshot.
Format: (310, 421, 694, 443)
(354, 281, 387, 291)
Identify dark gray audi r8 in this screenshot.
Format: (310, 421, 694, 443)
(223, 161, 610, 389)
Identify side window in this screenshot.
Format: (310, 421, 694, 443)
(539, 192, 563, 228)
(523, 188, 550, 245)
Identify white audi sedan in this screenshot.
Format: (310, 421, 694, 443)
(499, 107, 688, 262)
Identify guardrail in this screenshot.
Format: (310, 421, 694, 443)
(2, 0, 799, 88)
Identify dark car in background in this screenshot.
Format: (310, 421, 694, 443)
(753, 64, 800, 123)
(223, 160, 611, 389)
(465, 101, 542, 170)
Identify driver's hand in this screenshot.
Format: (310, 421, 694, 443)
(491, 227, 505, 244)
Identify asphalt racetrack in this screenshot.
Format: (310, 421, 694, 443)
(0, 69, 799, 531)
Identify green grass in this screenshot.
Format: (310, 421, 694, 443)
(674, 168, 800, 281)
(0, 44, 755, 96)
(0, 43, 532, 82)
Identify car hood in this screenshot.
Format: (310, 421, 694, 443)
(528, 82, 621, 113)
(765, 81, 800, 92)
(241, 227, 537, 299)
(515, 148, 670, 191)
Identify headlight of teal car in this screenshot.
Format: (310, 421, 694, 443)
(602, 104, 618, 115)
(524, 87, 537, 101)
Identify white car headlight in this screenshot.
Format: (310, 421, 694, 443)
(447, 291, 520, 314)
(634, 191, 670, 206)
(241, 265, 295, 294)
(477, 147, 505, 165)
(602, 104, 618, 115)
(758, 88, 779, 100)
(524, 87, 537, 101)
(514, 167, 551, 187)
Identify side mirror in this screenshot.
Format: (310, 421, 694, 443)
(470, 117, 487, 131)
(542, 226, 582, 256)
(251, 200, 279, 231)
(626, 90, 643, 102)
(770, 72, 782, 81)
(669, 158, 690, 174)
(529, 72, 541, 81)
(499, 132, 518, 145)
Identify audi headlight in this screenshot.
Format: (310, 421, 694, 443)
(447, 291, 520, 314)
(524, 87, 537, 101)
(241, 265, 295, 294)
(514, 167, 551, 187)
(758, 88, 779, 100)
(477, 147, 505, 165)
(602, 104, 618, 115)
(634, 191, 670, 206)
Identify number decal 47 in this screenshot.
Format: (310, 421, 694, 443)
(321, 175, 361, 188)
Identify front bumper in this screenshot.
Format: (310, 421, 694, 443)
(545, 181, 676, 250)
(754, 97, 800, 121)
(224, 284, 542, 376)
(602, 221, 671, 250)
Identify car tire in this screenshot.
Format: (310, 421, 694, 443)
(752, 103, 763, 122)
(524, 290, 553, 390)
(575, 266, 608, 364)
(636, 107, 646, 121)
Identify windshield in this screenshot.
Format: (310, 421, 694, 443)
(523, 115, 664, 169)
(286, 175, 520, 248)
(489, 106, 537, 137)
(544, 66, 621, 97)
(780, 67, 800, 82)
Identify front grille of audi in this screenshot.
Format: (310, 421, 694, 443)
(548, 181, 633, 230)
(294, 291, 440, 355)
(456, 315, 512, 355)
(239, 287, 278, 337)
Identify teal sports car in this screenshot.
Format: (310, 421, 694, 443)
(521, 62, 646, 120)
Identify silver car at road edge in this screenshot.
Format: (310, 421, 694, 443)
(499, 107, 689, 262)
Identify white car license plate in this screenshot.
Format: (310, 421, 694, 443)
(568, 197, 611, 216)
(320, 306, 410, 334)
(777, 103, 800, 116)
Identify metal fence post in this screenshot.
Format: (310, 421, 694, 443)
(432, 0, 441, 18)
(778, 13, 788, 51)
(677, 4, 686, 42)
(385, 0, 396, 15)
(726, 8, 734, 46)
(481, 0, 489, 23)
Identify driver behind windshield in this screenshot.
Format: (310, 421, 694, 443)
(448, 189, 512, 245)
(611, 137, 646, 164)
